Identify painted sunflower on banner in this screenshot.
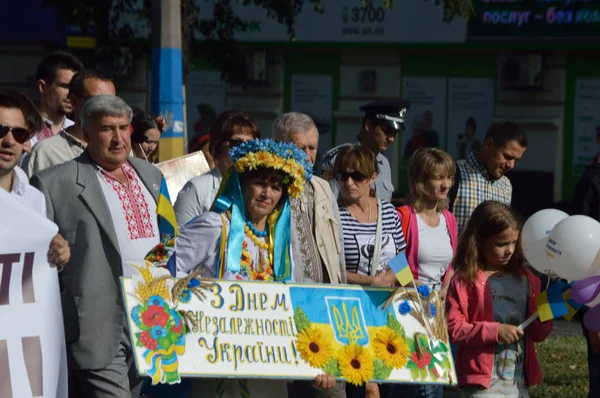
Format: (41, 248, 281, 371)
(337, 343, 374, 386)
(372, 327, 410, 369)
(296, 326, 334, 369)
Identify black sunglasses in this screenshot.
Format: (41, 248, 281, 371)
(227, 138, 246, 148)
(0, 124, 31, 144)
(336, 171, 368, 182)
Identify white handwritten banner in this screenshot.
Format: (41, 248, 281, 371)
(121, 265, 456, 386)
(0, 189, 67, 398)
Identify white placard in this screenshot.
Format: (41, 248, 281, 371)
(573, 79, 600, 172)
(401, 77, 448, 160)
(446, 78, 496, 159)
(291, 74, 334, 153)
(0, 189, 67, 398)
(122, 270, 456, 386)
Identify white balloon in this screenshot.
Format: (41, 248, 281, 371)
(522, 209, 569, 275)
(546, 215, 600, 281)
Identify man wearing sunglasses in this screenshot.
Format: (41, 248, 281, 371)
(319, 99, 411, 202)
(0, 92, 70, 268)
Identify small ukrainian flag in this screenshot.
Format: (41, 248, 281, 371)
(537, 281, 582, 322)
(387, 251, 414, 286)
(157, 176, 179, 237)
(563, 290, 584, 321)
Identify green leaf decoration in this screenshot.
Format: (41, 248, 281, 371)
(418, 367, 428, 380)
(386, 312, 406, 339)
(293, 306, 312, 332)
(411, 368, 420, 381)
(416, 334, 430, 351)
(439, 354, 451, 370)
(158, 336, 171, 350)
(373, 359, 393, 380)
(430, 367, 439, 381)
(406, 337, 416, 353)
(169, 331, 179, 344)
(322, 358, 341, 377)
(430, 340, 448, 354)
(135, 332, 144, 347)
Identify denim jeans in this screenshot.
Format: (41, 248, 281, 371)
(388, 384, 443, 398)
(583, 323, 600, 398)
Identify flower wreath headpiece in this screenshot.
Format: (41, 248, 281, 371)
(211, 139, 313, 281)
(229, 138, 313, 198)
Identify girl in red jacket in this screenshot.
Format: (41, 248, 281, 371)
(445, 201, 553, 396)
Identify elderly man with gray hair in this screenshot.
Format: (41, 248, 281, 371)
(272, 112, 347, 397)
(31, 95, 164, 397)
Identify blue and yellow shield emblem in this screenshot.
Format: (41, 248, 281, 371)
(325, 296, 369, 346)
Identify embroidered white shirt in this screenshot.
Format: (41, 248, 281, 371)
(95, 162, 160, 277)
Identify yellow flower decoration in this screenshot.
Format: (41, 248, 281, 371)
(372, 327, 410, 369)
(233, 150, 308, 198)
(296, 326, 333, 369)
(337, 343, 373, 386)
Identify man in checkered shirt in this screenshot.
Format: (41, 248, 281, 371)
(448, 122, 528, 232)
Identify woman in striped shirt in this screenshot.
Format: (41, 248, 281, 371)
(333, 145, 406, 398)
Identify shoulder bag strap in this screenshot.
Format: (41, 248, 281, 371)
(370, 199, 384, 277)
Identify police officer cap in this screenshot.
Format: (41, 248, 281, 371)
(360, 99, 411, 130)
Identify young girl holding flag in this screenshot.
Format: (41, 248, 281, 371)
(445, 201, 552, 396)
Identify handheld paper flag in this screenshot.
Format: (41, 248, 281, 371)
(536, 281, 581, 322)
(563, 290, 584, 321)
(157, 176, 179, 237)
(387, 251, 414, 286)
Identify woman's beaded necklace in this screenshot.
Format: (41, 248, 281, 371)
(244, 220, 270, 250)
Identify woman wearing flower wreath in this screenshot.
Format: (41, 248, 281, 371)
(149, 139, 337, 397)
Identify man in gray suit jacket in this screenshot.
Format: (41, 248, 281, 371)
(31, 95, 164, 397)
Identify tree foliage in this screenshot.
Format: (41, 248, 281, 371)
(42, 0, 474, 87)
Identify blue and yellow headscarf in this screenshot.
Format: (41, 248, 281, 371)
(211, 139, 313, 281)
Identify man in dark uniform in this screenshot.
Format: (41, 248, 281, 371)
(318, 99, 411, 201)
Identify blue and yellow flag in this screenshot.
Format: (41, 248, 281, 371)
(563, 290, 584, 321)
(157, 176, 179, 237)
(537, 281, 582, 322)
(387, 251, 414, 287)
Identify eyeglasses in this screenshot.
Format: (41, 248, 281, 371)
(227, 138, 246, 148)
(0, 124, 31, 144)
(336, 171, 368, 182)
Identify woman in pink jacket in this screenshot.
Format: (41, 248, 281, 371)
(445, 201, 552, 396)
(392, 148, 457, 398)
(397, 148, 458, 299)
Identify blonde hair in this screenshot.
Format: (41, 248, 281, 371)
(408, 147, 456, 212)
(453, 201, 524, 283)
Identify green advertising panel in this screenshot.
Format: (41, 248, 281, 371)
(469, 0, 600, 39)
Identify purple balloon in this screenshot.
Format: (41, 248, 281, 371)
(572, 275, 600, 304)
(585, 304, 600, 332)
